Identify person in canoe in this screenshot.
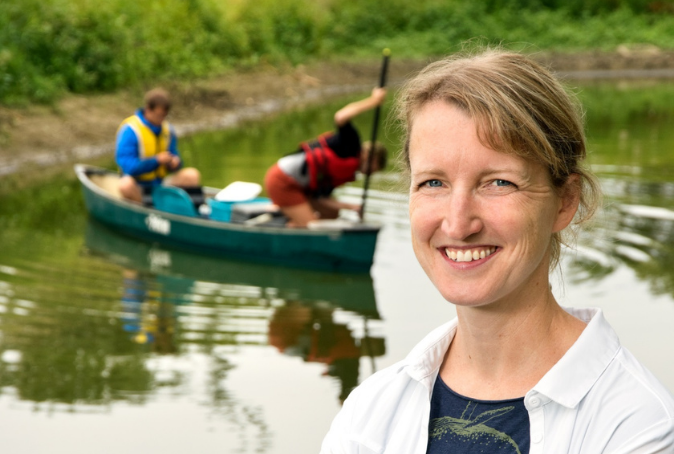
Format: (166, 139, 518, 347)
(116, 88, 201, 202)
(264, 88, 388, 227)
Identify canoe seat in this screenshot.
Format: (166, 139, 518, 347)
(230, 201, 287, 227)
(153, 186, 198, 217)
(89, 173, 123, 200)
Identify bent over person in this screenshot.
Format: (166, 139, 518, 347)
(116, 88, 200, 202)
(264, 88, 388, 227)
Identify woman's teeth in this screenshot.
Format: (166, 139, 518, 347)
(445, 247, 496, 262)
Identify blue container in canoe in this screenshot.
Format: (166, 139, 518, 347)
(207, 197, 270, 222)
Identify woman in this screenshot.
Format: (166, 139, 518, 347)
(264, 88, 388, 227)
(321, 50, 674, 453)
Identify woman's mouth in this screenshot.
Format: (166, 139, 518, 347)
(444, 247, 497, 262)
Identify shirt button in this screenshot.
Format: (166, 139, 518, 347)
(529, 397, 540, 407)
(532, 431, 543, 443)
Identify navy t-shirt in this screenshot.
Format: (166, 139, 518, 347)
(427, 376, 530, 454)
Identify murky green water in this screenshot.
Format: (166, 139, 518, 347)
(1, 85, 674, 453)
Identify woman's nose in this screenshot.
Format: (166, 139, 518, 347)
(439, 191, 483, 240)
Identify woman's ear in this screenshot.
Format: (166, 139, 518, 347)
(552, 174, 581, 233)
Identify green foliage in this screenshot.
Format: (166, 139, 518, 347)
(2, 0, 674, 105)
(482, 0, 656, 15)
(0, 0, 245, 105)
(578, 82, 674, 127)
(236, 0, 324, 63)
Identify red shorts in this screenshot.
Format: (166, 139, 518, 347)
(264, 163, 309, 207)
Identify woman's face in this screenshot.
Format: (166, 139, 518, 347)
(408, 101, 578, 308)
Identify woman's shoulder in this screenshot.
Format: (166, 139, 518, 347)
(556, 309, 674, 451)
(608, 346, 674, 415)
(576, 345, 674, 451)
(556, 308, 674, 418)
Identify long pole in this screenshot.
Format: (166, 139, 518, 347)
(360, 48, 390, 222)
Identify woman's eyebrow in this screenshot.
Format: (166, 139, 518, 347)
(478, 167, 528, 178)
(411, 166, 527, 178)
(410, 168, 447, 178)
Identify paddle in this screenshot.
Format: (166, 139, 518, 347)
(360, 48, 391, 222)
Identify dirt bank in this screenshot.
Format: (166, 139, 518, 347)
(2, 49, 674, 183)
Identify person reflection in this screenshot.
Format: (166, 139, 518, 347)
(268, 301, 380, 404)
(120, 269, 187, 354)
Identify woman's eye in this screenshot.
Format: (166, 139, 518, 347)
(491, 179, 514, 187)
(424, 179, 443, 188)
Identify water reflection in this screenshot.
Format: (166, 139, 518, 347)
(0, 220, 383, 423)
(86, 219, 384, 404)
(0, 269, 155, 407)
(269, 303, 384, 403)
(120, 268, 184, 353)
(571, 177, 674, 298)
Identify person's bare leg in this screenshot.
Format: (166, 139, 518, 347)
(281, 202, 318, 228)
(165, 167, 201, 187)
(118, 176, 143, 203)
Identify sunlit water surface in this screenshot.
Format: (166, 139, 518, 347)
(1, 83, 674, 453)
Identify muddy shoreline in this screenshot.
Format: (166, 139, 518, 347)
(2, 50, 674, 182)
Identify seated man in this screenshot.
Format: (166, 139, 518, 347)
(116, 88, 200, 202)
(264, 88, 388, 227)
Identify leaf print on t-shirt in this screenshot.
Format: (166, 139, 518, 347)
(429, 401, 522, 453)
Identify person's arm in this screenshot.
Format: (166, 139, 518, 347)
(333, 88, 387, 127)
(115, 126, 160, 176)
(166, 126, 182, 171)
(313, 197, 360, 214)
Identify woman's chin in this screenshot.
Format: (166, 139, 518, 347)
(437, 287, 498, 308)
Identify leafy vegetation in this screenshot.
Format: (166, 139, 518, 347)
(2, 0, 674, 105)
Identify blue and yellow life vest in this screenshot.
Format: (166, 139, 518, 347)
(119, 114, 171, 182)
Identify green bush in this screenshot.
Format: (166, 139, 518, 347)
(236, 0, 323, 62)
(1, 0, 674, 105)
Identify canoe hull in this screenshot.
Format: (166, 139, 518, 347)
(76, 165, 380, 272)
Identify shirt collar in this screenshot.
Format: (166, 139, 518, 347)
(398, 307, 620, 408)
(532, 307, 621, 408)
(402, 319, 458, 394)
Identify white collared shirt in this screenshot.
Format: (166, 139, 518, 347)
(320, 307, 674, 454)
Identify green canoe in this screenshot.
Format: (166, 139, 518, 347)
(75, 164, 381, 272)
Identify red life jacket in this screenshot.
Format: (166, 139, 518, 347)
(302, 132, 360, 196)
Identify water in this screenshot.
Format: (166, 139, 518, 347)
(1, 85, 674, 453)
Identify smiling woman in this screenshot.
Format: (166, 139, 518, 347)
(320, 50, 674, 454)
(408, 102, 580, 311)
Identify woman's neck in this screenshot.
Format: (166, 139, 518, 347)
(440, 288, 586, 400)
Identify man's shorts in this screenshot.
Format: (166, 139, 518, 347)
(264, 163, 308, 208)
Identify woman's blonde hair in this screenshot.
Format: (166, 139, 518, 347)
(396, 49, 601, 268)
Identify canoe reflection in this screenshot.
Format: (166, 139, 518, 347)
(85, 219, 385, 404)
